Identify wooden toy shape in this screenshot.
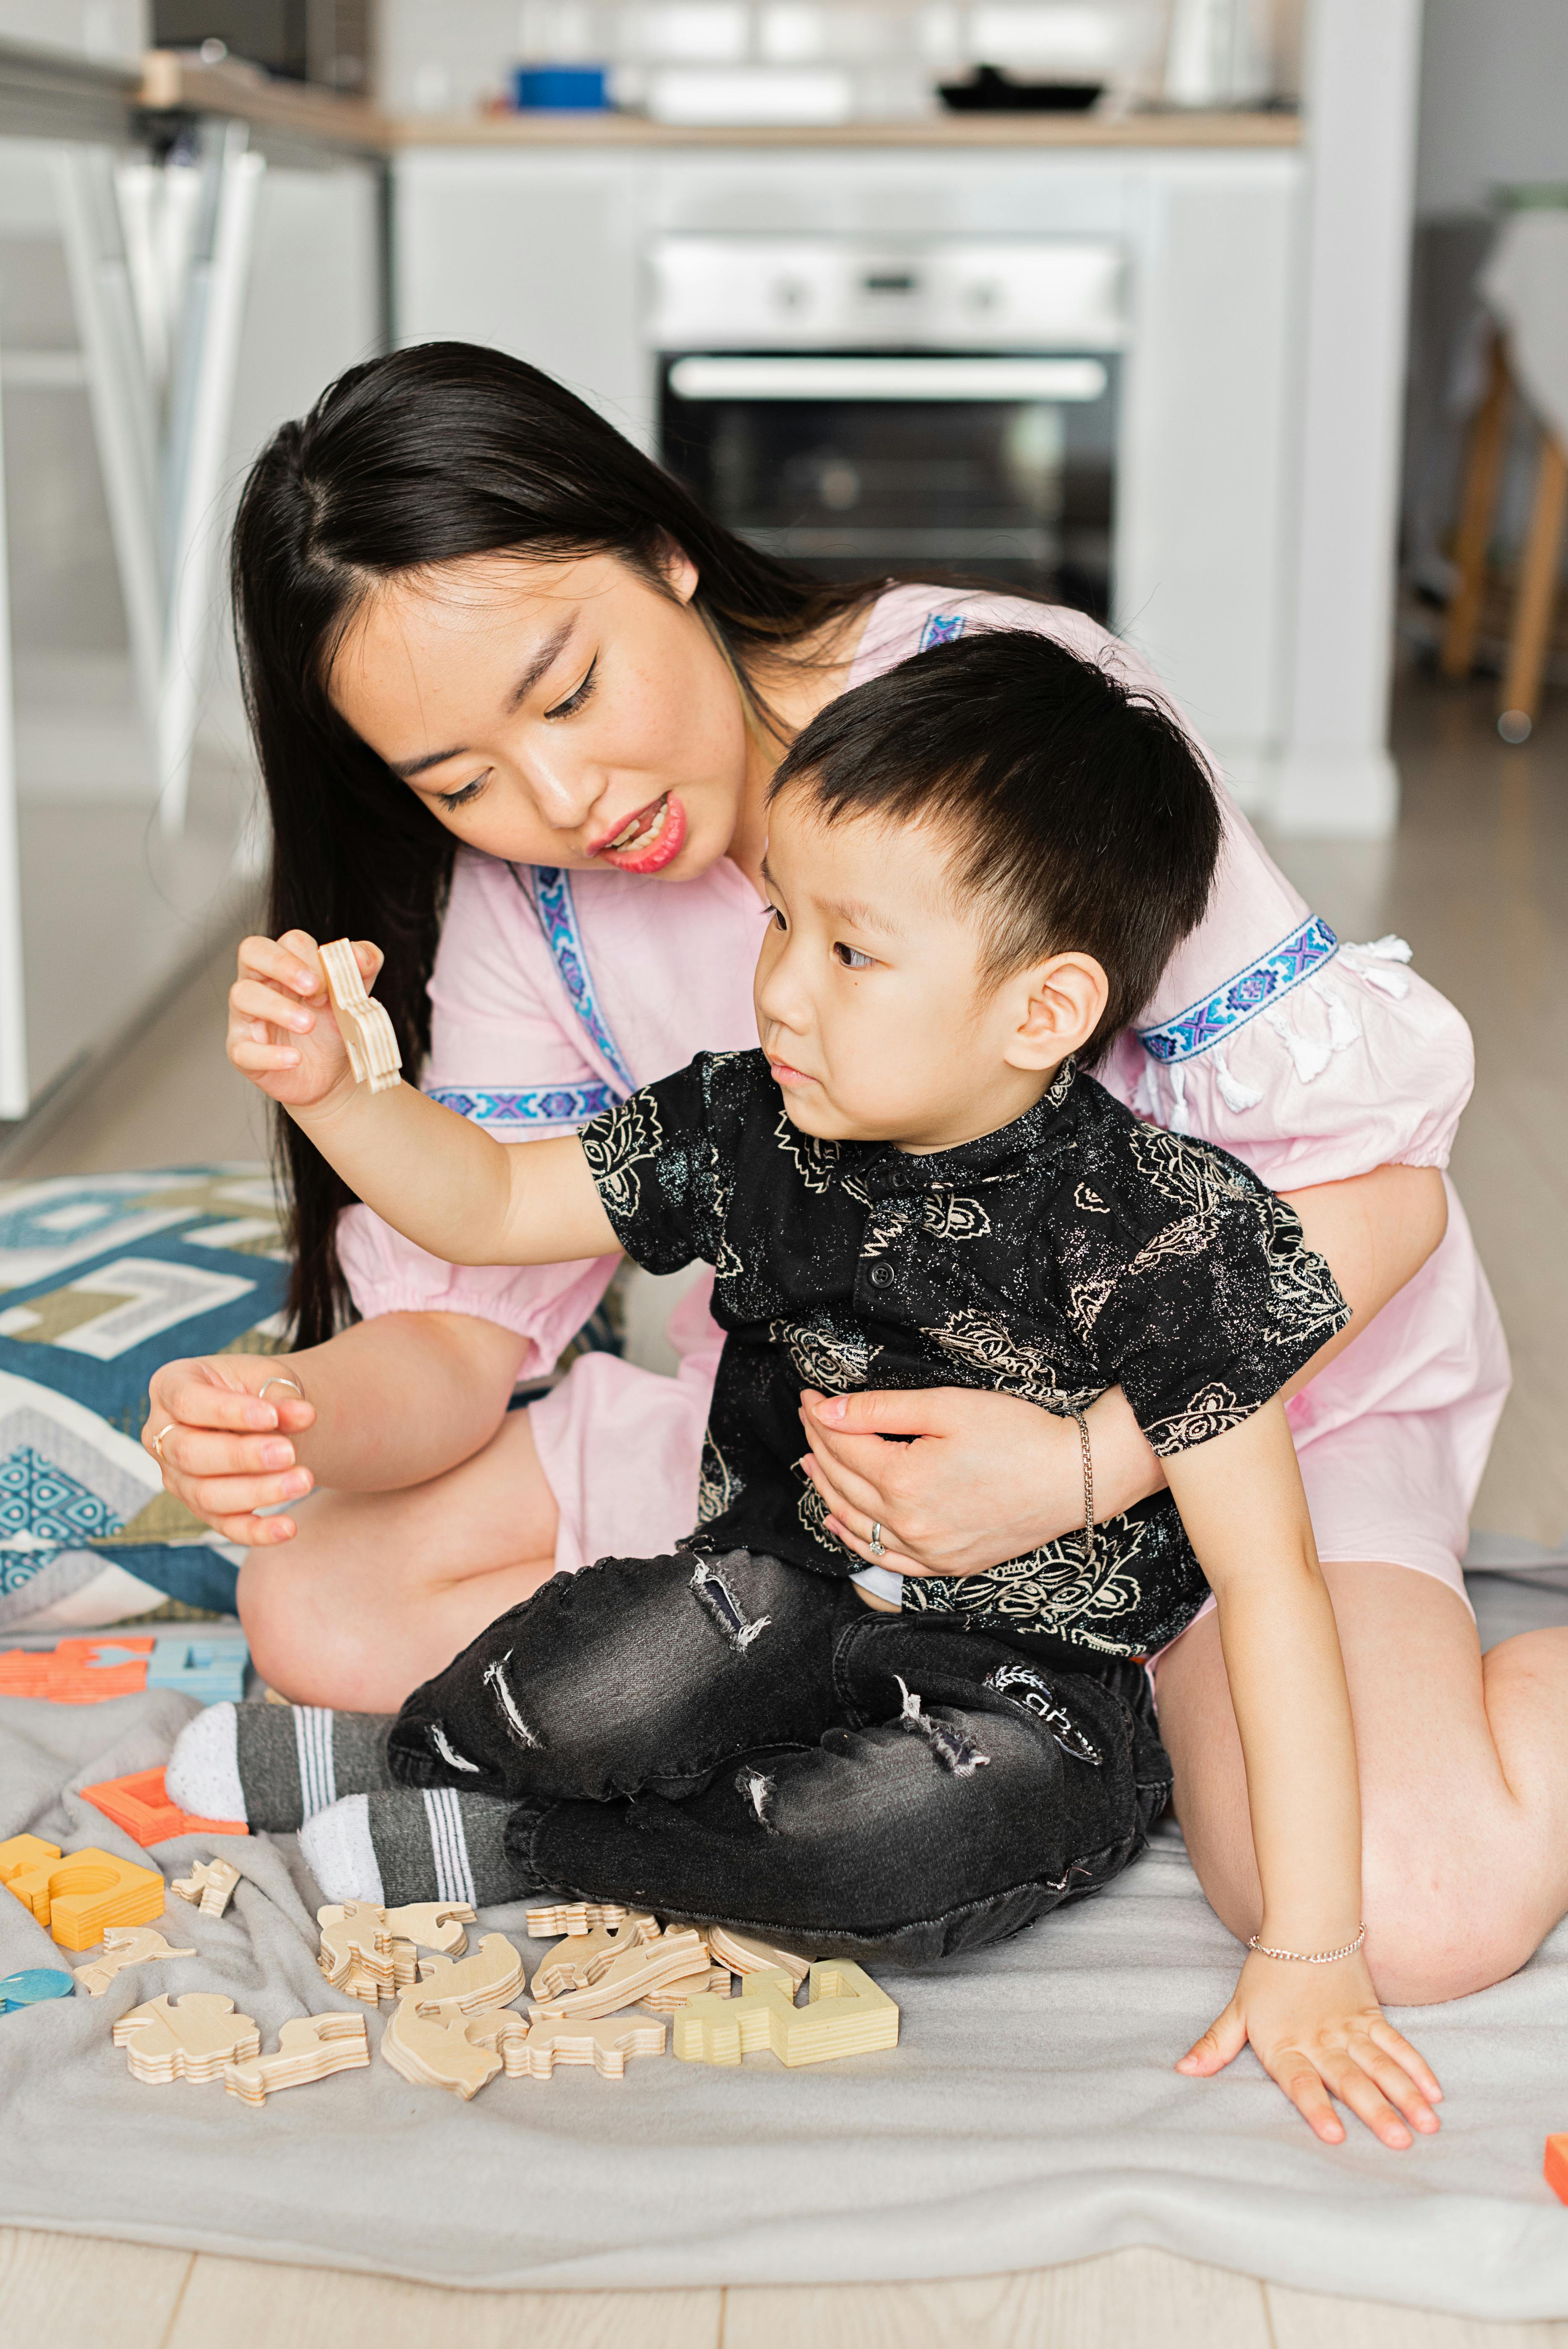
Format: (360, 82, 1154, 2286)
(381, 1991, 502, 2100)
(224, 2012, 370, 2106)
(320, 938, 402, 1095)
(1, 1842, 164, 1950)
(0, 1637, 154, 1703)
(673, 1962, 899, 2070)
(412, 1932, 526, 2017)
(80, 1768, 248, 1847)
(115, 1992, 261, 2084)
(708, 1926, 811, 1988)
(170, 1856, 243, 1917)
(525, 1900, 628, 1938)
(530, 1912, 660, 2002)
(0, 1967, 74, 2013)
(640, 1965, 731, 2013)
(494, 2010, 668, 2080)
(529, 1924, 708, 2023)
(73, 1925, 196, 1996)
(1546, 2136, 1568, 2205)
(0, 1832, 61, 1886)
(146, 1635, 249, 1706)
(317, 1901, 396, 2002)
(383, 1901, 473, 1958)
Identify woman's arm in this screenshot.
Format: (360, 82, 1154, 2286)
(799, 1162, 1448, 1575)
(142, 1310, 529, 1546)
(1164, 1400, 1441, 2148)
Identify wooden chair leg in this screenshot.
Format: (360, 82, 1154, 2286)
(1442, 327, 1511, 679)
(1499, 430, 1568, 733)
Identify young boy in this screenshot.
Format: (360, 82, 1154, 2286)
(191, 630, 1438, 2141)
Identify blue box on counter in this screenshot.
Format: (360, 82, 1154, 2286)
(513, 65, 609, 110)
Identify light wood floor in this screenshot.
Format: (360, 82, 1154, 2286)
(5, 670, 1566, 2344)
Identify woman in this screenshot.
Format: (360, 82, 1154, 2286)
(147, 344, 1549, 2012)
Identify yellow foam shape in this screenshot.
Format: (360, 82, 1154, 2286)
(2, 1842, 163, 1950)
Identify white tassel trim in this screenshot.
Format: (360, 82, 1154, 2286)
(1264, 1003, 1331, 1084)
(1167, 1065, 1191, 1131)
(1211, 1046, 1264, 1113)
(1309, 974, 1362, 1053)
(1341, 934, 1413, 1000)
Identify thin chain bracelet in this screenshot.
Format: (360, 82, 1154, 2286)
(1248, 1925, 1366, 1964)
(1067, 1406, 1094, 1571)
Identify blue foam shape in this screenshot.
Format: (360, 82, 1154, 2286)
(146, 1635, 249, 1706)
(0, 1967, 73, 2013)
(86, 1644, 154, 1672)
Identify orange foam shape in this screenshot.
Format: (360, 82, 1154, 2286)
(0, 1836, 163, 1950)
(80, 1768, 248, 1848)
(1545, 2136, 1568, 2204)
(0, 1638, 154, 1703)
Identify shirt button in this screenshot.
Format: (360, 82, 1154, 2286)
(868, 1263, 895, 1290)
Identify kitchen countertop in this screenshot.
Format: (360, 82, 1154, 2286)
(137, 52, 1300, 154)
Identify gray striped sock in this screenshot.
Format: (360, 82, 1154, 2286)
(230, 1704, 397, 1831)
(364, 1789, 533, 1907)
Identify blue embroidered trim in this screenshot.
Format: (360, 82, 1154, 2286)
(515, 866, 637, 1099)
(1136, 915, 1340, 1064)
(429, 1083, 618, 1129)
(919, 612, 967, 651)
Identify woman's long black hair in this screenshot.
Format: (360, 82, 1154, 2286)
(233, 340, 880, 1347)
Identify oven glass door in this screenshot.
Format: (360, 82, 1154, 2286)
(660, 352, 1117, 618)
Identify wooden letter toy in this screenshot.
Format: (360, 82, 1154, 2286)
(1, 1840, 163, 1950)
(1547, 2135, 1568, 2205)
(0, 1636, 154, 1702)
(525, 1900, 628, 1938)
(0, 1967, 74, 2013)
(115, 1993, 261, 2084)
(530, 1912, 659, 2003)
(320, 938, 402, 1094)
(708, 1926, 811, 1988)
(224, 2013, 370, 2106)
(411, 1933, 526, 2017)
(530, 1923, 709, 2022)
(73, 1925, 196, 1996)
(170, 1856, 243, 1918)
(674, 1961, 899, 2069)
(381, 1992, 502, 2100)
(80, 1768, 248, 1847)
(497, 2011, 667, 2080)
(146, 1635, 249, 1706)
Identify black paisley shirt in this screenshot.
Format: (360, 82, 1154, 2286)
(580, 1050, 1348, 1659)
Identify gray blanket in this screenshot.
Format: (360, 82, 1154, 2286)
(3, 1567, 1568, 2319)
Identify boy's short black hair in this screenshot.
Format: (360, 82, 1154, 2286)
(768, 629, 1222, 1056)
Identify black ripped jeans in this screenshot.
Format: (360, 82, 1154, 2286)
(388, 1549, 1172, 1967)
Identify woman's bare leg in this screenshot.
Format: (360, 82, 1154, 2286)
(237, 1405, 562, 1711)
(1155, 1559, 1568, 2004)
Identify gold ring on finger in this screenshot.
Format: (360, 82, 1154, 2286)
(152, 1423, 177, 1465)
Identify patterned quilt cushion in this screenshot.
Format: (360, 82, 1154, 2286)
(0, 1166, 289, 1631)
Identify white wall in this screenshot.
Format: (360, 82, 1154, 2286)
(1416, 0, 1568, 217)
(0, 0, 147, 64)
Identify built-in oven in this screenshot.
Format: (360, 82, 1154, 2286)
(649, 236, 1125, 617)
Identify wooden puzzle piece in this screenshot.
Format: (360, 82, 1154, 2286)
(673, 1962, 899, 2069)
(638, 1966, 731, 2013)
(381, 1991, 502, 2100)
(146, 1635, 249, 1706)
(529, 1924, 708, 2022)
(530, 1912, 659, 2001)
(170, 1856, 242, 1917)
(382, 1901, 473, 1957)
(0, 1637, 154, 1703)
(412, 1932, 526, 2017)
(224, 2012, 370, 2106)
(0, 1967, 74, 2013)
(524, 1900, 628, 1938)
(489, 2010, 667, 2080)
(73, 1925, 196, 1997)
(1, 1842, 164, 1950)
(317, 1900, 395, 2002)
(114, 1992, 261, 2083)
(80, 1767, 248, 1847)
(320, 937, 402, 1095)
(708, 1925, 811, 1988)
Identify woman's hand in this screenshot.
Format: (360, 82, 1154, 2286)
(1178, 1949, 1442, 2150)
(227, 930, 380, 1111)
(797, 1383, 1163, 1577)
(143, 1353, 317, 1546)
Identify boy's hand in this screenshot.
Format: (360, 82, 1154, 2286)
(227, 930, 382, 1112)
(1178, 1949, 1442, 2149)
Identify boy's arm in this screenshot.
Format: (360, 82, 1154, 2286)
(1163, 1401, 1441, 2149)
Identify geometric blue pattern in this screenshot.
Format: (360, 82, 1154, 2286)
(918, 611, 968, 651)
(515, 864, 636, 1099)
(1135, 914, 1340, 1065)
(427, 1081, 618, 1130)
(0, 1444, 119, 1585)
